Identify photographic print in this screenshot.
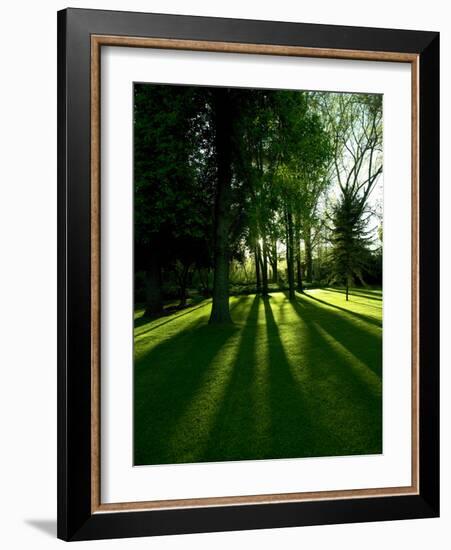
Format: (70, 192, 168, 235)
(133, 83, 383, 466)
(58, 11, 440, 539)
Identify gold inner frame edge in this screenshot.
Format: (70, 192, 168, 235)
(90, 35, 420, 514)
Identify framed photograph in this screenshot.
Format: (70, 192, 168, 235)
(57, 8, 439, 541)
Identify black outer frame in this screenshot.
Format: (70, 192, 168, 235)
(57, 8, 439, 541)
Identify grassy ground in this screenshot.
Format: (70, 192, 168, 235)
(134, 288, 382, 465)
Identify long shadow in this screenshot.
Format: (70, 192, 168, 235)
(353, 301, 383, 311)
(284, 300, 382, 455)
(134, 300, 211, 334)
(303, 292, 382, 329)
(326, 288, 383, 302)
(263, 298, 334, 458)
(134, 303, 244, 465)
(135, 291, 382, 464)
(301, 313, 382, 455)
(135, 296, 248, 344)
(292, 294, 382, 378)
(199, 295, 262, 462)
(202, 295, 382, 461)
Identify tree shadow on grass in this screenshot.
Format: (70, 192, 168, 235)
(263, 298, 328, 458)
(292, 294, 382, 378)
(325, 288, 383, 302)
(135, 292, 382, 465)
(199, 294, 330, 462)
(134, 299, 246, 465)
(287, 299, 382, 456)
(134, 300, 211, 334)
(303, 291, 382, 329)
(200, 294, 381, 462)
(200, 295, 262, 462)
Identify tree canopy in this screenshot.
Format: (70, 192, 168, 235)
(134, 84, 383, 318)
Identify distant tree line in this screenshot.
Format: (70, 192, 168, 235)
(134, 85, 383, 320)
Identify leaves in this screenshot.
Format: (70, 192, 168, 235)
(133, 84, 382, 289)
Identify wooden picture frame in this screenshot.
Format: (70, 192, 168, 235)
(57, 7, 439, 541)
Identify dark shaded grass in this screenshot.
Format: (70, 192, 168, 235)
(303, 292, 382, 329)
(134, 298, 209, 329)
(326, 287, 383, 302)
(200, 296, 262, 461)
(299, 292, 382, 377)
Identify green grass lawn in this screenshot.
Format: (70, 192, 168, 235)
(134, 288, 382, 465)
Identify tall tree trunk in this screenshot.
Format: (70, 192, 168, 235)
(304, 227, 313, 283)
(209, 88, 233, 324)
(285, 206, 295, 300)
(144, 246, 163, 317)
(316, 239, 322, 281)
(261, 237, 269, 296)
(271, 238, 278, 283)
(254, 245, 261, 294)
(346, 277, 349, 301)
(178, 263, 190, 308)
(296, 239, 303, 292)
(197, 268, 210, 297)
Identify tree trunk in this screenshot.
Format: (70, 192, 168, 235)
(254, 245, 261, 294)
(286, 207, 295, 300)
(304, 227, 313, 283)
(197, 268, 210, 297)
(316, 239, 322, 281)
(261, 237, 269, 296)
(209, 88, 233, 324)
(178, 264, 190, 308)
(271, 239, 278, 283)
(144, 247, 163, 317)
(346, 278, 349, 301)
(179, 284, 187, 308)
(296, 239, 303, 293)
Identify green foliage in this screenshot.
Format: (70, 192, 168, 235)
(134, 84, 215, 266)
(133, 83, 383, 310)
(318, 92, 383, 291)
(329, 194, 373, 287)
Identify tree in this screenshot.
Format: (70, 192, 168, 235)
(134, 84, 215, 316)
(134, 84, 382, 320)
(234, 90, 281, 297)
(273, 91, 331, 299)
(209, 88, 235, 323)
(329, 194, 374, 300)
(299, 172, 330, 283)
(324, 93, 383, 298)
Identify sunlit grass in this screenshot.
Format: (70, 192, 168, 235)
(134, 288, 382, 465)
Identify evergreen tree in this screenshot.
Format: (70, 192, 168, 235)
(329, 194, 373, 300)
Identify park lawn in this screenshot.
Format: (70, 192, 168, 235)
(134, 288, 382, 465)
